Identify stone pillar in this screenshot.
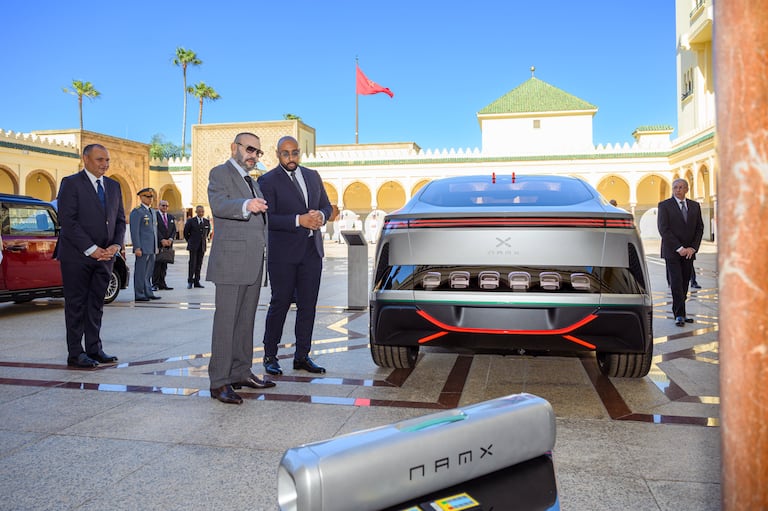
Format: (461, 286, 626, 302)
(715, 1, 768, 509)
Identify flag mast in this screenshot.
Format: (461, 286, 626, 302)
(355, 57, 359, 144)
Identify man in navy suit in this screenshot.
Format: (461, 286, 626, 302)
(153, 199, 176, 290)
(657, 178, 704, 327)
(56, 144, 126, 368)
(183, 205, 210, 288)
(259, 136, 332, 375)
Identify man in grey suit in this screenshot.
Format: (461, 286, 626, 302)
(206, 132, 275, 404)
(129, 188, 160, 302)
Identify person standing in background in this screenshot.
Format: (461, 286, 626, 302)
(184, 205, 210, 289)
(657, 178, 704, 327)
(259, 136, 332, 375)
(153, 199, 176, 290)
(130, 188, 160, 302)
(56, 144, 125, 367)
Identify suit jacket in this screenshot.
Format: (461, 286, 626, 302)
(257, 164, 332, 264)
(55, 170, 126, 262)
(129, 205, 158, 254)
(156, 211, 177, 242)
(184, 216, 211, 252)
(657, 197, 704, 260)
(205, 160, 267, 285)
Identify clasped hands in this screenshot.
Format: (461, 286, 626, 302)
(299, 210, 324, 230)
(91, 244, 119, 261)
(680, 247, 696, 259)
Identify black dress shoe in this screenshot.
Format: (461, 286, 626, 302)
(67, 353, 99, 368)
(232, 373, 276, 389)
(685, 318, 694, 323)
(149, 296, 162, 300)
(161, 286, 174, 290)
(675, 316, 685, 327)
(294, 356, 326, 374)
(264, 357, 283, 375)
(691, 283, 701, 289)
(187, 283, 193, 289)
(135, 297, 150, 302)
(210, 384, 243, 404)
(193, 283, 205, 288)
(88, 351, 118, 364)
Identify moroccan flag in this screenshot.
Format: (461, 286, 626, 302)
(356, 65, 394, 97)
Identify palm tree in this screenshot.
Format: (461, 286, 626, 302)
(62, 80, 101, 130)
(172, 47, 202, 156)
(187, 82, 221, 124)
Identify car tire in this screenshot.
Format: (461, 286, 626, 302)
(596, 313, 653, 378)
(104, 269, 121, 304)
(370, 343, 418, 369)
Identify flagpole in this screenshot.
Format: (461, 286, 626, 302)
(355, 57, 359, 144)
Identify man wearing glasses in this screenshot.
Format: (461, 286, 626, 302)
(259, 136, 332, 375)
(129, 188, 161, 302)
(205, 132, 274, 405)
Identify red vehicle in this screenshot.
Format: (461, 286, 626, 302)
(0, 193, 128, 304)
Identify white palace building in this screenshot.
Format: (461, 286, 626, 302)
(0, 0, 715, 242)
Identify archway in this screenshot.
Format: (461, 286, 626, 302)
(342, 181, 372, 216)
(24, 171, 56, 201)
(596, 175, 630, 208)
(412, 179, 430, 196)
(0, 166, 19, 195)
(376, 181, 406, 212)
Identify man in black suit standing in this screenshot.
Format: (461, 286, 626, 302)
(56, 144, 126, 367)
(184, 205, 210, 289)
(658, 178, 704, 327)
(153, 199, 176, 290)
(259, 136, 332, 375)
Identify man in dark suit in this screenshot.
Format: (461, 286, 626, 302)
(56, 144, 126, 368)
(658, 178, 704, 327)
(259, 136, 332, 375)
(129, 188, 160, 302)
(153, 199, 176, 290)
(206, 132, 274, 404)
(183, 205, 210, 289)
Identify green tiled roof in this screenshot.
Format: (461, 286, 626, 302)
(633, 124, 674, 132)
(478, 77, 597, 115)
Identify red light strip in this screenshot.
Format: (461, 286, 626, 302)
(416, 310, 598, 338)
(398, 218, 634, 229)
(417, 331, 450, 344)
(562, 335, 597, 349)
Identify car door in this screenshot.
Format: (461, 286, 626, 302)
(1, 201, 61, 290)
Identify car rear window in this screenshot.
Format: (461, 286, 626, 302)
(418, 177, 595, 207)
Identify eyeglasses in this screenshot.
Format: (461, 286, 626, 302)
(236, 142, 264, 157)
(159, 203, 169, 207)
(141, 195, 154, 198)
(279, 149, 301, 158)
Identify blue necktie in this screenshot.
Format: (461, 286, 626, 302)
(96, 179, 106, 208)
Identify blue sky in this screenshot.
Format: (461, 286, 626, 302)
(1, 1, 676, 151)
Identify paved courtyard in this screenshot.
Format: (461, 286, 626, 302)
(0, 239, 720, 510)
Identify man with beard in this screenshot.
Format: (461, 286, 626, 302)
(205, 132, 275, 404)
(259, 136, 332, 375)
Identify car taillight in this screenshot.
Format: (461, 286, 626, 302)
(539, 272, 561, 291)
(478, 271, 500, 289)
(449, 271, 470, 289)
(508, 271, 531, 291)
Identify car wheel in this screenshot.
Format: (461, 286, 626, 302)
(596, 314, 653, 378)
(370, 343, 419, 369)
(104, 269, 120, 304)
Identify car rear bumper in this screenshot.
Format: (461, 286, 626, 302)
(370, 300, 652, 354)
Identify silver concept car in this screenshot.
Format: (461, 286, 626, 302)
(369, 174, 653, 378)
